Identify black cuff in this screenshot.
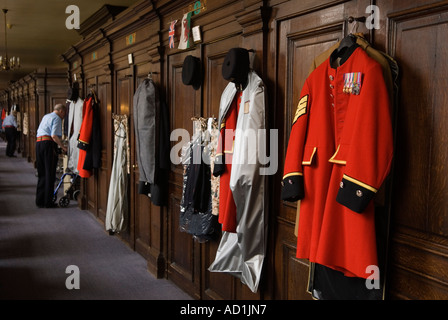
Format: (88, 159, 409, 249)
(336, 177, 375, 213)
(281, 175, 304, 202)
(77, 140, 89, 151)
(213, 155, 225, 177)
(138, 181, 151, 195)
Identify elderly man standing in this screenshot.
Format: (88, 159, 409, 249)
(2, 110, 18, 157)
(35, 104, 67, 208)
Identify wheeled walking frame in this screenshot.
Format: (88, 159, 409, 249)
(52, 172, 80, 208)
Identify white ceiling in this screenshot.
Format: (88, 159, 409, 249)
(0, 0, 139, 90)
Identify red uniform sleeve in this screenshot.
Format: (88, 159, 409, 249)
(77, 97, 94, 151)
(281, 80, 311, 202)
(335, 63, 393, 213)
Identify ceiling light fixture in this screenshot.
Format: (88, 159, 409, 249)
(0, 9, 20, 71)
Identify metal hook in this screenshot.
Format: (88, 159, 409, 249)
(148, 71, 159, 80)
(347, 16, 366, 34)
(347, 16, 366, 24)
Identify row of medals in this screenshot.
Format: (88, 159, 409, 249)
(343, 72, 361, 95)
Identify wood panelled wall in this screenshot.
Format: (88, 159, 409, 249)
(0, 68, 68, 165)
(4, 0, 448, 300)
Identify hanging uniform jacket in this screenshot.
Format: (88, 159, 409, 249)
(82, 98, 102, 173)
(212, 91, 242, 232)
(281, 45, 393, 280)
(305, 36, 399, 300)
(209, 70, 267, 293)
(77, 94, 101, 178)
(133, 78, 170, 206)
(77, 95, 94, 178)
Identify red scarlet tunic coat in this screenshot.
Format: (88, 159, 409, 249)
(282, 46, 393, 279)
(213, 92, 242, 232)
(77, 96, 94, 178)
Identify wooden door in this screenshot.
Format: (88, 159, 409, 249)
(269, 0, 373, 300)
(96, 75, 112, 223)
(200, 36, 261, 300)
(115, 67, 134, 246)
(200, 40, 236, 301)
(132, 73, 150, 260)
(132, 70, 166, 278)
(85, 78, 99, 215)
(166, 47, 202, 299)
(376, 0, 448, 300)
(166, 33, 264, 299)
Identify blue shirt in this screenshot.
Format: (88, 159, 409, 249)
(37, 112, 62, 138)
(2, 114, 17, 128)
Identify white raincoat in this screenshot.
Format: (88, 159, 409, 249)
(208, 70, 267, 293)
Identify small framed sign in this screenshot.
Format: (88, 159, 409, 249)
(192, 26, 201, 43)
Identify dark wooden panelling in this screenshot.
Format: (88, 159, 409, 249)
(168, 193, 201, 298)
(201, 35, 242, 301)
(274, 219, 313, 300)
(115, 68, 134, 246)
(1, 69, 66, 166)
(97, 79, 112, 223)
(388, 3, 448, 234)
(166, 48, 202, 299)
(132, 74, 152, 261)
(6, 0, 446, 300)
(85, 77, 99, 216)
(380, 0, 448, 299)
(271, 1, 365, 300)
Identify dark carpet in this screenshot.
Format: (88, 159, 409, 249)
(0, 141, 192, 300)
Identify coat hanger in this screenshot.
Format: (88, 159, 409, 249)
(90, 87, 98, 103)
(147, 71, 159, 81)
(335, 16, 366, 55)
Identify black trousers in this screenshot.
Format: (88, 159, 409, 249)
(35, 140, 58, 207)
(5, 127, 17, 156)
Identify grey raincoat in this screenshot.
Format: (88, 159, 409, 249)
(208, 70, 267, 293)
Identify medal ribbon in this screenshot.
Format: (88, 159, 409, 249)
(344, 73, 349, 93)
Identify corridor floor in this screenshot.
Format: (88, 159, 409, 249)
(0, 141, 192, 300)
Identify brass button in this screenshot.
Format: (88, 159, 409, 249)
(330, 84, 334, 89)
(340, 182, 344, 188)
(329, 75, 334, 81)
(356, 190, 363, 197)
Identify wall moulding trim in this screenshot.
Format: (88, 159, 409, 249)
(392, 225, 448, 257)
(272, 0, 349, 23)
(386, 1, 448, 56)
